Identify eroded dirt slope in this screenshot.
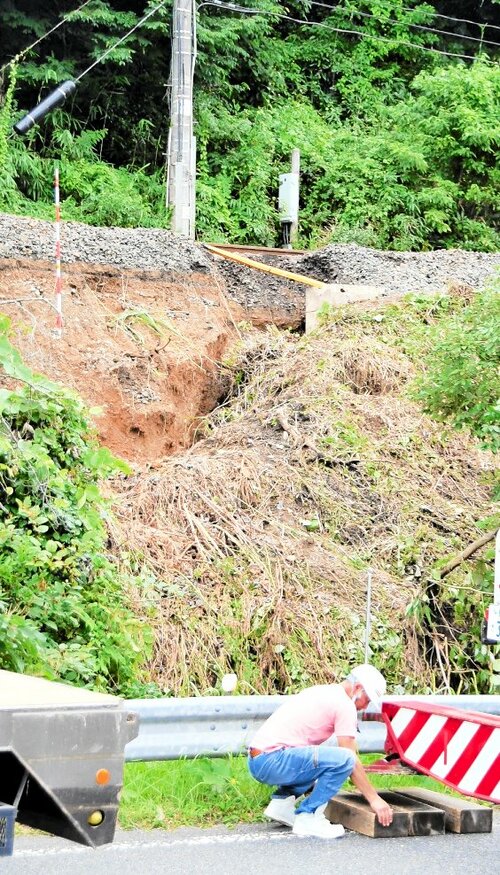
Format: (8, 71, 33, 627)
(0, 213, 498, 466)
(112, 312, 497, 694)
(1, 215, 498, 694)
(0, 258, 238, 462)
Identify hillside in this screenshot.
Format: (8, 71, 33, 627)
(111, 299, 497, 696)
(0, 214, 498, 696)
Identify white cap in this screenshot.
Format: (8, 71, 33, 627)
(351, 664, 386, 709)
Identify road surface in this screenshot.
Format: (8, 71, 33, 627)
(2, 817, 499, 875)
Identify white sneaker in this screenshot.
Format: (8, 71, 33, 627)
(264, 795, 296, 827)
(293, 812, 345, 839)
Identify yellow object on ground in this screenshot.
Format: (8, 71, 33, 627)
(204, 243, 326, 288)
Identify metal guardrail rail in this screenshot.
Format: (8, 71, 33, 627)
(124, 694, 500, 762)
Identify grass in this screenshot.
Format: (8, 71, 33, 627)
(118, 755, 462, 831)
(119, 756, 270, 829)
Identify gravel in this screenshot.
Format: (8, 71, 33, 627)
(212, 258, 304, 317)
(295, 243, 500, 295)
(209, 242, 499, 315)
(0, 213, 211, 274)
(1, 213, 498, 313)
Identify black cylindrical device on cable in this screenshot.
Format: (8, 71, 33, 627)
(13, 79, 77, 135)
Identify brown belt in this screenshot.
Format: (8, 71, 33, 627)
(249, 747, 265, 758)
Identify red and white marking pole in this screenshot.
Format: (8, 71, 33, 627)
(54, 164, 63, 335)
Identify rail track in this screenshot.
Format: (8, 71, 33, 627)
(207, 243, 306, 257)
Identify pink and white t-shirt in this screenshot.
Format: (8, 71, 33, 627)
(250, 684, 357, 752)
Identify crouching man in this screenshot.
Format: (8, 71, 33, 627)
(247, 663, 393, 839)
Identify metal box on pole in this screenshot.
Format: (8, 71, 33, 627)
(279, 172, 299, 249)
(279, 173, 299, 224)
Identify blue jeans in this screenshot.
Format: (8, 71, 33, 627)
(248, 745, 356, 814)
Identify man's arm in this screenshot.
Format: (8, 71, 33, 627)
(336, 736, 393, 827)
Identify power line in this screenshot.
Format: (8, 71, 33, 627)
(75, 0, 169, 82)
(198, 1, 499, 64)
(400, 4, 500, 32)
(304, 1, 500, 48)
(12, 1, 169, 135)
(0, 0, 94, 77)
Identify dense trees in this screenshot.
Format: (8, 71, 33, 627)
(0, 1, 498, 246)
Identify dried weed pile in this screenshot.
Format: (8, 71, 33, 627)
(112, 300, 496, 696)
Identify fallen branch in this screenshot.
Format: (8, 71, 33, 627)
(431, 635, 452, 693)
(439, 528, 498, 579)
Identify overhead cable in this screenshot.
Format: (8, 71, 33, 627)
(75, 0, 169, 81)
(13, 0, 169, 134)
(305, 1, 500, 48)
(400, 3, 500, 32)
(0, 0, 94, 76)
(198, 1, 499, 64)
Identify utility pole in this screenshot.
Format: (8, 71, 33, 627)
(167, 0, 196, 238)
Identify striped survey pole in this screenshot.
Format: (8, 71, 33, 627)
(54, 164, 63, 335)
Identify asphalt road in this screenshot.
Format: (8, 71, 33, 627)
(2, 817, 499, 875)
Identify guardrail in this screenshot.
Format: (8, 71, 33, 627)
(124, 694, 500, 762)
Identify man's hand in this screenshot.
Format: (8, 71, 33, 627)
(336, 737, 393, 827)
(370, 794, 393, 827)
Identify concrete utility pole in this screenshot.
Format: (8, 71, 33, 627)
(167, 0, 196, 238)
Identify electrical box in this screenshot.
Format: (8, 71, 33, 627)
(279, 173, 299, 224)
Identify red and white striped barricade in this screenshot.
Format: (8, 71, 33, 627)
(380, 700, 500, 804)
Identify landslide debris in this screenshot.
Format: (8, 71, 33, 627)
(210, 242, 499, 313)
(1, 213, 498, 323)
(1, 214, 498, 696)
(111, 297, 497, 696)
(0, 256, 237, 463)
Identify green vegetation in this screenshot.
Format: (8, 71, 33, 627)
(412, 283, 500, 688)
(120, 757, 269, 828)
(0, 2, 499, 248)
(318, 285, 500, 693)
(0, 316, 154, 694)
(416, 287, 500, 452)
(198, 62, 500, 250)
(119, 755, 462, 829)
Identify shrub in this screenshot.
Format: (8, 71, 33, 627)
(0, 317, 153, 692)
(415, 283, 500, 452)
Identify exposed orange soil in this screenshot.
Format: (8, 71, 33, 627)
(0, 257, 262, 463)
